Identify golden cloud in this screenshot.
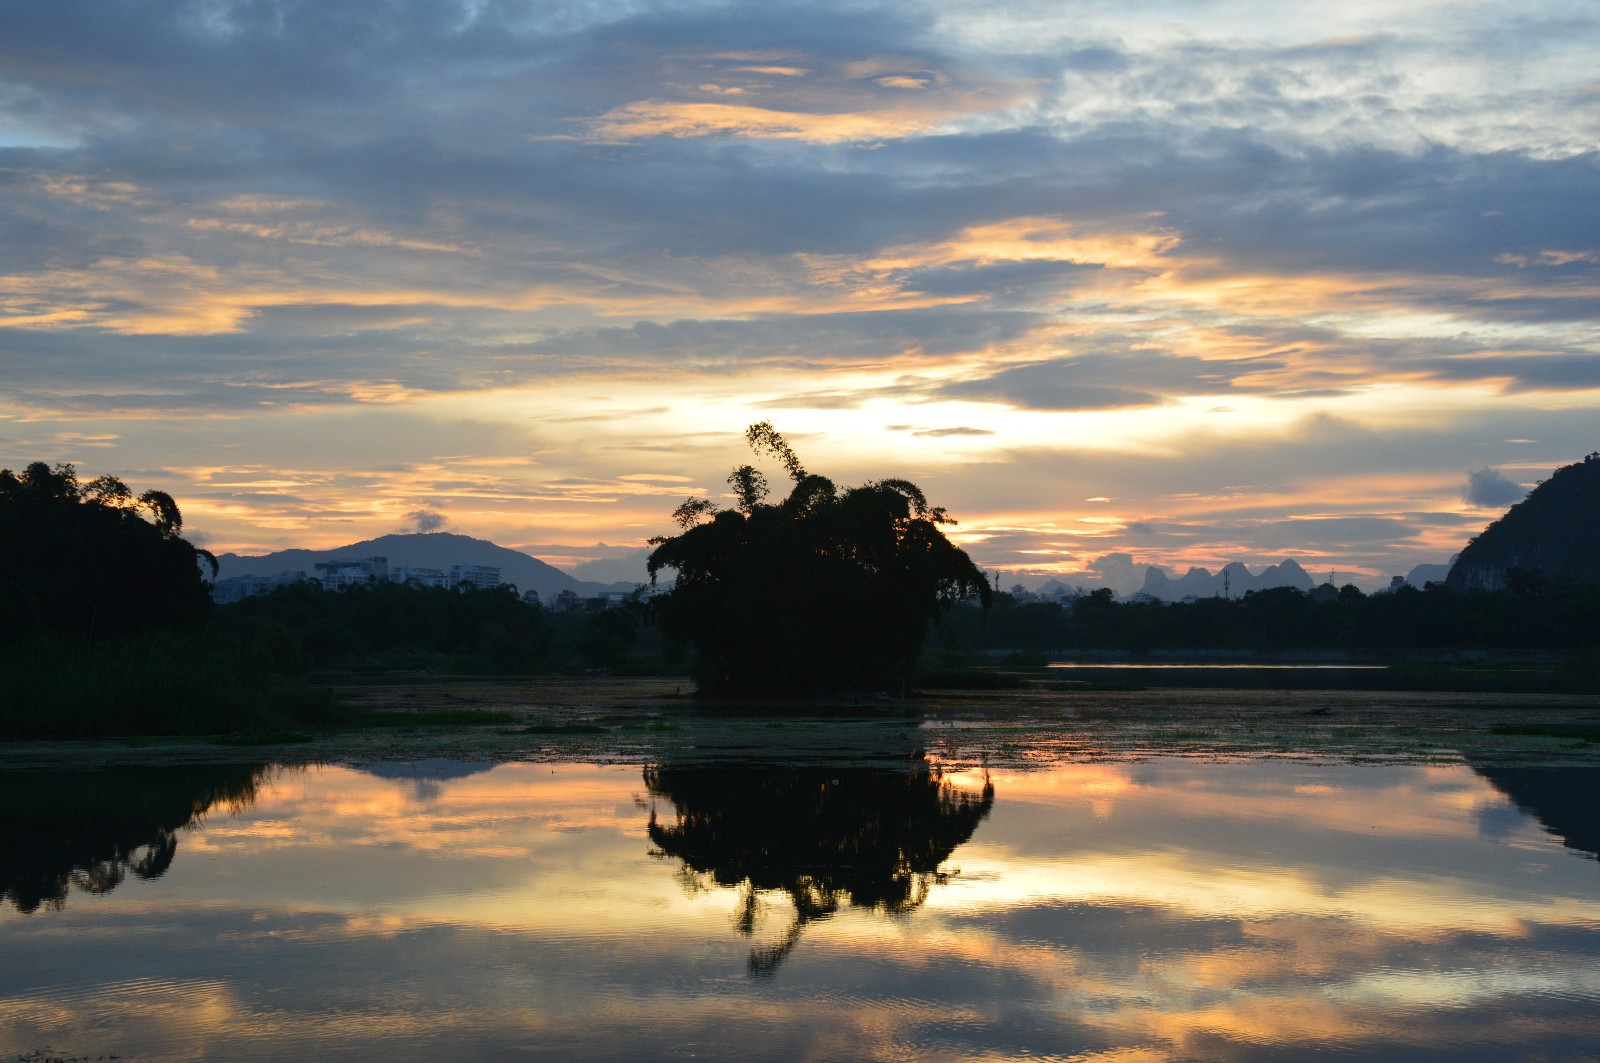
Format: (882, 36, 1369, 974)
(578, 99, 960, 143)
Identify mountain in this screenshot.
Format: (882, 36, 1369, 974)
(1447, 455, 1600, 591)
(213, 532, 641, 601)
(1403, 562, 1453, 588)
(1138, 558, 1315, 601)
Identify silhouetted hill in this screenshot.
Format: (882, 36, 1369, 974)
(1447, 455, 1600, 591)
(1139, 558, 1314, 601)
(214, 532, 639, 601)
(1404, 562, 1453, 588)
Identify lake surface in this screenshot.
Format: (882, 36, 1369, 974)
(4, 754, 1599, 1061)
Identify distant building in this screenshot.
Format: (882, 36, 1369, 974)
(390, 565, 448, 588)
(214, 555, 510, 602)
(211, 571, 307, 603)
(448, 563, 501, 589)
(313, 556, 389, 588)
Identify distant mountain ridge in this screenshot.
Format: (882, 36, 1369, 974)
(1447, 454, 1600, 590)
(213, 532, 640, 601)
(1139, 558, 1314, 601)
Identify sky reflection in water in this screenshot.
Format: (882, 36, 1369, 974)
(3, 758, 1598, 1061)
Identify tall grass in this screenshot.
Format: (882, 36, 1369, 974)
(0, 629, 342, 739)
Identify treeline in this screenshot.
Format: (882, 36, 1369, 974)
(220, 579, 660, 676)
(1, 461, 678, 739)
(932, 579, 1600, 656)
(1, 461, 341, 738)
(0, 461, 213, 645)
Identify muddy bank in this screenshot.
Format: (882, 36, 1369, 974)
(4, 675, 1599, 771)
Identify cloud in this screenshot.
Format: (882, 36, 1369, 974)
(579, 100, 954, 144)
(1, 0, 1597, 585)
(1462, 468, 1527, 509)
(405, 507, 447, 534)
(933, 351, 1279, 411)
(914, 427, 993, 437)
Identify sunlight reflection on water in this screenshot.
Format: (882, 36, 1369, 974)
(2, 758, 1597, 1061)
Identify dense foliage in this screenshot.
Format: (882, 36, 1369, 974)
(932, 579, 1600, 656)
(0, 461, 214, 645)
(0, 462, 350, 737)
(221, 579, 651, 675)
(647, 424, 991, 696)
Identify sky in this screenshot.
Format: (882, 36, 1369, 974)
(2, 0, 1597, 590)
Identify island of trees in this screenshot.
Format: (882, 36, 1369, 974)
(646, 423, 991, 696)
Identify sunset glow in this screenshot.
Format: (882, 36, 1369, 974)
(10, 760, 1596, 1060)
(2, 0, 1596, 587)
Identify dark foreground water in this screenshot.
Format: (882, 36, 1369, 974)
(3, 756, 1598, 1061)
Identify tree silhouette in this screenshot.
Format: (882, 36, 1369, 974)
(645, 758, 994, 975)
(647, 424, 991, 696)
(0, 462, 215, 645)
(0, 764, 271, 913)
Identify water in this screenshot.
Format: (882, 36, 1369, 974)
(4, 755, 1598, 1060)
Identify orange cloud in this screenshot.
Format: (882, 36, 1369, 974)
(578, 99, 962, 143)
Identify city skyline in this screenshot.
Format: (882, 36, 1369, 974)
(3, 0, 1596, 588)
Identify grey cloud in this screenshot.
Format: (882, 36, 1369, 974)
(405, 508, 448, 533)
(573, 548, 652, 585)
(1414, 353, 1600, 392)
(1165, 142, 1600, 294)
(1463, 467, 1527, 509)
(4, 0, 1596, 369)
(913, 411, 1599, 575)
(899, 260, 1103, 302)
(2, 0, 1597, 582)
(955, 381, 1160, 411)
(934, 352, 1278, 411)
(1230, 516, 1422, 550)
(947, 901, 1248, 956)
(527, 308, 1047, 365)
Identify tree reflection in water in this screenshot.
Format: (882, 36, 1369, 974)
(0, 764, 273, 914)
(644, 757, 994, 975)
(1472, 763, 1600, 861)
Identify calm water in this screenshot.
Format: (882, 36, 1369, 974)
(4, 755, 1599, 1061)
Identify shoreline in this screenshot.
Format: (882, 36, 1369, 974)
(4, 675, 1598, 771)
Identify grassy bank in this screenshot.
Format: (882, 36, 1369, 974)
(1025, 658, 1600, 695)
(0, 630, 343, 739)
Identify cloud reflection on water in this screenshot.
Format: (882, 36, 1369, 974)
(1, 759, 1597, 1061)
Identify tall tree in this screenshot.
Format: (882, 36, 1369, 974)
(647, 424, 991, 696)
(0, 462, 215, 645)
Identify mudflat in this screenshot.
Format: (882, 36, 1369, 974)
(4, 675, 1598, 770)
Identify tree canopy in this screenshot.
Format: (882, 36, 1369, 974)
(647, 424, 991, 696)
(0, 461, 216, 645)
